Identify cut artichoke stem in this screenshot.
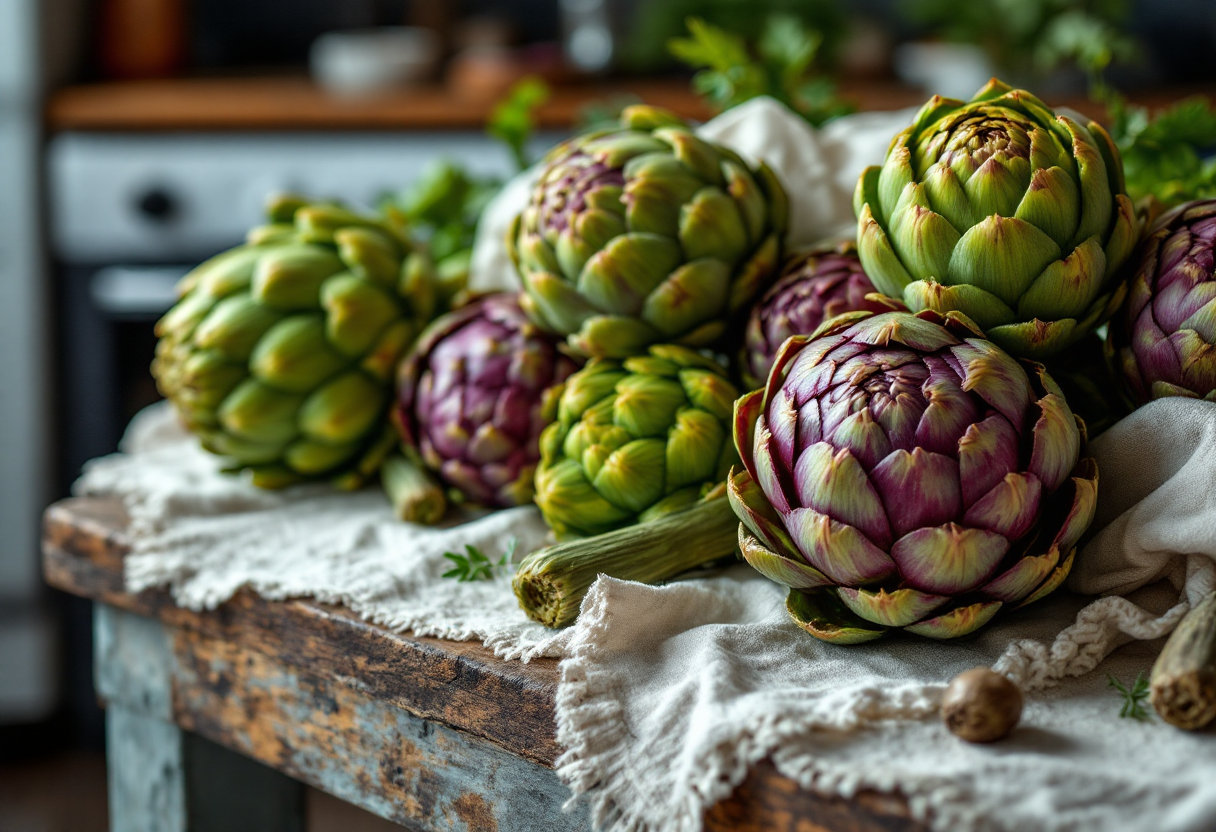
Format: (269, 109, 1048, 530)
(381, 452, 447, 526)
(1150, 591, 1216, 731)
(513, 491, 738, 628)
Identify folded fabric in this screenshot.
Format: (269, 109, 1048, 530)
(1071, 397, 1216, 605)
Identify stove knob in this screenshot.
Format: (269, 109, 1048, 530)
(135, 187, 178, 222)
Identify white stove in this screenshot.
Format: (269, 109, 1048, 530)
(50, 130, 546, 264)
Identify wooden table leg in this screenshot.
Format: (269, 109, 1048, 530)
(96, 604, 306, 832)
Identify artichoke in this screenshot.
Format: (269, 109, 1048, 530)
(154, 195, 449, 489)
(509, 105, 788, 359)
(854, 79, 1139, 359)
(395, 293, 580, 510)
(535, 344, 739, 538)
(741, 241, 888, 390)
(1116, 199, 1216, 403)
(729, 310, 1099, 643)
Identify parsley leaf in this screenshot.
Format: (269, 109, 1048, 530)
(1104, 91, 1216, 208)
(668, 15, 852, 127)
(442, 539, 519, 583)
(1107, 672, 1152, 721)
(487, 78, 551, 173)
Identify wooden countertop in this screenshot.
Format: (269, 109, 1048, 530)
(45, 77, 721, 132)
(42, 496, 927, 832)
(42, 75, 945, 132)
(43, 74, 1216, 134)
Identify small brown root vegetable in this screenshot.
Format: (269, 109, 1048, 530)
(942, 668, 1023, 743)
(1150, 591, 1216, 731)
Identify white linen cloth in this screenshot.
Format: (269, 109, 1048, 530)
(76, 99, 1216, 832)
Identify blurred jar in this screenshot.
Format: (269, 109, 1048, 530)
(100, 0, 186, 79)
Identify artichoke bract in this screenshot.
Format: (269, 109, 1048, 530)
(729, 310, 1099, 643)
(535, 344, 739, 538)
(854, 79, 1139, 359)
(154, 195, 446, 489)
(395, 293, 580, 510)
(741, 241, 887, 390)
(509, 105, 789, 359)
(1117, 199, 1216, 403)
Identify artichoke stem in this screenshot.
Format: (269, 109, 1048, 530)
(513, 493, 738, 628)
(382, 452, 447, 525)
(1151, 591, 1216, 731)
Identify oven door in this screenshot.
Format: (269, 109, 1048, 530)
(58, 264, 188, 485)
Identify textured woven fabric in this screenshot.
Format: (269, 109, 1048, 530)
(77, 99, 1216, 832)
(77, 403, 565, 660)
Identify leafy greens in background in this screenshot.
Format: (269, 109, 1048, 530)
(1102, 92, 1216, 208)
(626, 0, 846, 73)
(668, 15, 854, 128)
(382, 77, 550, 272)
(487, 77, 551, 173)
(901, 0, 1139, 84)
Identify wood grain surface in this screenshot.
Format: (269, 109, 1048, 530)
(43, 497, 928, 832)
(45, 75, 1216, 135)
(45, 77, 719, 132)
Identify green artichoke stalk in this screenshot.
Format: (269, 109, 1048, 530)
(513, 486, 738, 628)
(729, 310, 1099, 643)
(854, 79, 1140, 359)
(534, 344, 740, 538)
(381, 452, 447, 525)
(154, 194, 457, 489)
(509, 105, 789, 359)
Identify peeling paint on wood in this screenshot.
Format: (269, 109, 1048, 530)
(166, 626, 587, 831)
(45, 499, 562, 765)
(106, 706, 188, 832)
(46, 497, 927, 832)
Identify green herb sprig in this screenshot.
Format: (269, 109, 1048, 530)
(1102, 91, 1216, 208)
(487, 77, 551, 173)
(668, 15, 853, 127)
(381, 77, 550, 266)
(1107, 672, 1152, 721)
(442, 539, 519, 583)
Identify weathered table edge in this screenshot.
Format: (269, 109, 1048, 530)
(43, 496, 929, 832)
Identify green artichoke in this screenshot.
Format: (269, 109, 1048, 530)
(509, 105, 789, 359)
(854, 79, 1140, 359)
(535, 344, 739, 538)
(729, 310, 1099, 643)
(154, 194, 451, 489)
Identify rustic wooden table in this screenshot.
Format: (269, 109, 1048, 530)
(42, 497, 926, 832)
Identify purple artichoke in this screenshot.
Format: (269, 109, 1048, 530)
(741, 241, 888, 389)
(729, 310, 1099, 643)
(1117, 199, 1216, 403)
(395, 294, 580, 509)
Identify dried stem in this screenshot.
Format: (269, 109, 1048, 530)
(1150, 591, 1216, 731)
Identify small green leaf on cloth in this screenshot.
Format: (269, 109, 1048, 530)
(443, 538, 519, 582)
(1108, 671, 1152, 721)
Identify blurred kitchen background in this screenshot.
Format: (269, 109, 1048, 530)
(1, 0, 1214, 827)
